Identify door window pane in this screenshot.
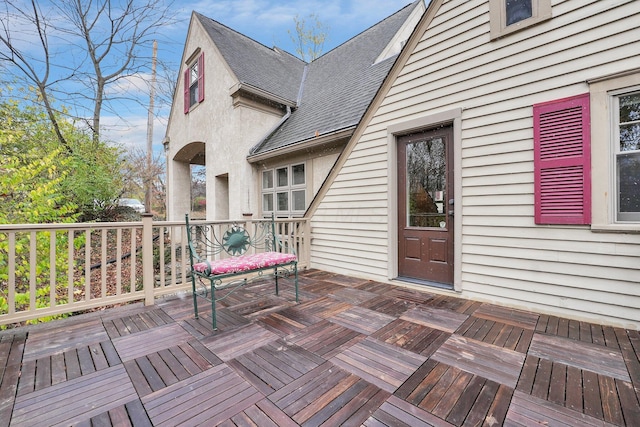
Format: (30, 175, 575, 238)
(292, 164, 305, 185)
(406, 137, 446, 228)
(277, 167, 288, 187)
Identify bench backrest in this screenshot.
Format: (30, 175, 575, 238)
(185, 214, 282, 266)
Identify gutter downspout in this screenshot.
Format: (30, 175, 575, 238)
(249, 105, 291, 155)
(249, 64, 308, 155)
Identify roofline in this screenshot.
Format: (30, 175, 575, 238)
(229, 82, 297, 108)
(313, 0, 424, 61)
(247, 127, 354, 163)
(304, 0, 439, 218)
(194, 11, 303, 62)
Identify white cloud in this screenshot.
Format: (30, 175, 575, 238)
(101, 114, 167, 156)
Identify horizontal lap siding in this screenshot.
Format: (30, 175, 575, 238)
(311, 0, 640, 327)
(311, 113, 391, 277)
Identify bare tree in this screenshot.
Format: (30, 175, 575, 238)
(0, 0, 175, 148)
(288, 13, 328, 62)
(120, 146, 166, 215)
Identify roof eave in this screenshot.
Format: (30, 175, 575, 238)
(247, 127, 354, 163)
(229, 82, 297, 108)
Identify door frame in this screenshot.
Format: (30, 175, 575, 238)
(386, 108, 463, 292)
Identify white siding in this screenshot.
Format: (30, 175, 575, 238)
(311, 0, 640, 328)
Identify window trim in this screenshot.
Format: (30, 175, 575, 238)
(183, 51, 204, 114)
(612, 88, 640, 222)
(489, 0, 551, 40)
(589, 71, 640, 232)
(261, 163, 307, 217)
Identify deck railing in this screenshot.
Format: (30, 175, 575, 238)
(0, 215, 310, 327)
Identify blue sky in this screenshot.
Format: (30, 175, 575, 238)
(2, 0, 417, 153)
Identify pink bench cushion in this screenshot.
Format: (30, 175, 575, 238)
(193, 252, 297, 276)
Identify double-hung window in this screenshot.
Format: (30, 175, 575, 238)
(184, 52, 204, 113)
(614, 91, 640, 221)
(262, 163, 306, 217)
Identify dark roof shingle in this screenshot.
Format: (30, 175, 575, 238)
(196, 12, 306, 104)
(195, 1, 421, 156)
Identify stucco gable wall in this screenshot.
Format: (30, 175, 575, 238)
(166, 17, 285, 220)
(311, 0, 640, 328)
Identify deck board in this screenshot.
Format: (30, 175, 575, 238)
(506, 390, 618, 426)
(11, 365, 136, 426)
(331, 337, 427, 393)
(401, 306, 468, 333)
(2, 269, 639, 426)
(328, 305, 395, 335)
(529, 333, 630, 381)
(432, 334, 525, 388)
(0, 333, 25, 427)
(372, 318, 450, 358)
(113, 323, 192, 362)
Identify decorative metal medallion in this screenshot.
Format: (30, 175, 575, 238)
(222, 226, 250, 256)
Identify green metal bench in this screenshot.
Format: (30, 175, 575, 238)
(185, 214, 299, 329)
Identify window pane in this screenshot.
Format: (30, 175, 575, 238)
(619, 93, 640, 123)
(406, 137, 446, 228)
(620, 123, 640, 152)
(277, 192, 288, 211)
(292, 164, 305, 185)
(617, 152, 640, 218)
(189, 84, 198, 107)
(292, 190, 305, 211)
(619, 93, 640, 152)
(262, 170, 273, 189)
(190, 63, 198, 83)
(263, 193, 273, 212)
(277, 167, 288, 187)
(506, 0, 532, 26)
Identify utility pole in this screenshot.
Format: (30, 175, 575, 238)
(145, 40, 157, 213)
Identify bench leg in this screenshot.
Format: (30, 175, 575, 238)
(294, 264, 299, 303)
(275, 267, 279, 296)
(211, 284, 217, 330)
(191, 276, 199, 319)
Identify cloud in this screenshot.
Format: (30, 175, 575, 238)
(101, 114, 167, 155)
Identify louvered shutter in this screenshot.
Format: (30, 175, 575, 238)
(197, 52, 205, 103)
(183, 68, 189, 114)
(534, 93, 591, 224)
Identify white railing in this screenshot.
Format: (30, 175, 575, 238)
(0, 215, 310, 327)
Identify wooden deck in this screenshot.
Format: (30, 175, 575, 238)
(1, 269, 639, 426)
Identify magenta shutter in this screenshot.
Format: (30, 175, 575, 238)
(197, 52, 205, 103)
(183, 68, 190, 114)
(534, 93, 591, 225)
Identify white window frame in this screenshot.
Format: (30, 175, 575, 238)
(489, 0, 551, 40)
(612, 88, 640, 222)
(261, 163, 306, 217)
(261, 169, 274, 214)
(188, 61, 199, 108)
(589, 71, 640, 232)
